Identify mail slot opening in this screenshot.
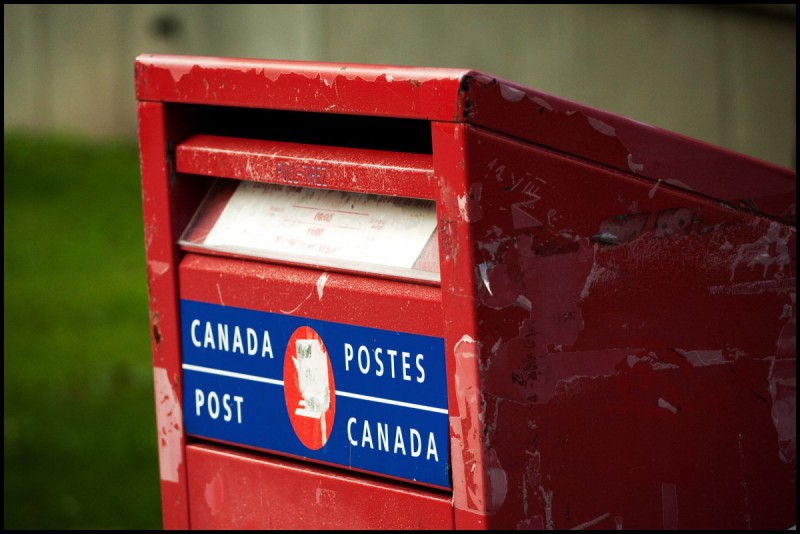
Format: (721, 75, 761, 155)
(165, 103, 433, 154)
(180, 179, 440, 283)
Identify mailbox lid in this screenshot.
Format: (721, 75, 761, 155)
(136, 54, 795, 223)
(186, 443, 454, 529)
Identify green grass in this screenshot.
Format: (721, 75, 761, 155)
(4, 133, 162, 529)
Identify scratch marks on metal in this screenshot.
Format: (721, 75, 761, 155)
(479, 262, 494, 296)
(657, 397, 679, 415)
(539, 486, 554, 530)
(708, 277, 796, 296)
(153, 366, 183, 483)
(572, 512, 611, 530)
(661, 483, 679, 530)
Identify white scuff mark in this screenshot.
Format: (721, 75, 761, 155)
(491, 338, 503, 354)
(512, 200, 544, 230)
(539, 486, 554, 530)
(572, 512, 611, 530)
(587, 117, 616, 137)
(658, 397, 679, 415)
(204, 472, 224, 516)
(385, 74, 394, 82)
(153, 367, 183, 483)
(316, 272, 330, 300)
(614, 516, 624, 530)
(148, 260, 170, 276)
(479, 262, 493, 296)
(648, 179, 661, 199)
(516, 295, 533, 312)
(661, 483, 679, 530)
(216, 283, 225, 306)
(531, 95, 553, 111)
(627, 154, 644, 173)
(500, 83, 525, 102)
(314, 487, 336, 508)
(730, 222, 794, 282)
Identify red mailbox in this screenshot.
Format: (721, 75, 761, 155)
(136, 55, 795, 530)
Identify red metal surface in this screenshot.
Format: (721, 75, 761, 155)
(436, 124, 796, 529)
(185, 443, 454, 529)
(138, 55, 795, 530)
(176, 134, 435, 199)
(179, 255, 442, 339)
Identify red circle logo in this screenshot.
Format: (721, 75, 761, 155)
(283, 326, 336, 450)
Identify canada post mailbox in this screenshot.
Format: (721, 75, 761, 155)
(136, 55, 796, 530)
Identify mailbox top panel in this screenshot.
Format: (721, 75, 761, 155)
(136, 54, 795, 223)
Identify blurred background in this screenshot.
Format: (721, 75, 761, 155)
(3, 4, 796, 530)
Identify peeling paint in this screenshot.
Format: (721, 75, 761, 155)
(530, 95, 553, 112)
(316, 272, 330, 300)
(153, 366, 182, 483)
(674, 348, 745, 367)
(730, 222, 794, 281)
(452, 334, 484, 514)
(587, 117, 616, 137)
(500, 83, 525, 103)
(627, 154, 644, 173)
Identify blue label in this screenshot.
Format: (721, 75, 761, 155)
(180, 299, 450, 489)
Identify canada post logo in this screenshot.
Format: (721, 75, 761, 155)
(180, 299, 450, 489)
(284, 327, 335, 449)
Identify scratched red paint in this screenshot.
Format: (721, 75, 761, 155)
(138, 55, 795, 529)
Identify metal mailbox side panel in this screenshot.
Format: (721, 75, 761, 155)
(442, 124, 795, 529)
(186, 443, 454, 529)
